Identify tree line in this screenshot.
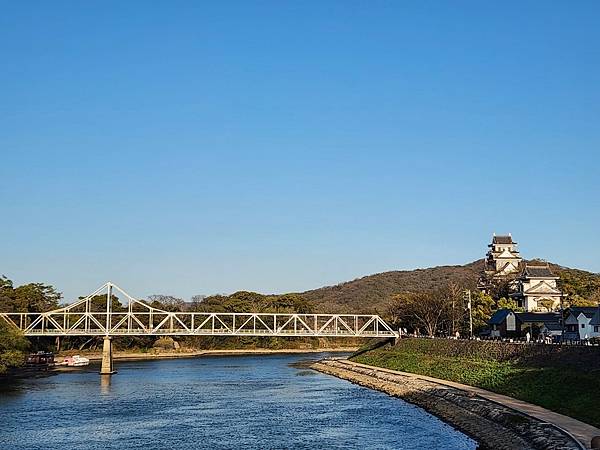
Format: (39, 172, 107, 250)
(385, 281, 537, 338)
(0, 276, 318, 370)
(385, 275, 600, 337)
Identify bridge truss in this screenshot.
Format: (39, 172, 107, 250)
(0, 282, 397, 338)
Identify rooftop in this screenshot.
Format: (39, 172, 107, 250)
(488, 309, 563, 326)
(516, 312, 561, 323)
(522, 264, 557, 279)
(488, 309, 513, 325)
(491, 234, 515, 245)
(567, 307, 600, 319)
(542, 322, 563, 331)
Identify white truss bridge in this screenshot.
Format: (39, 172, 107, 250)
(0, 282, 397, 339)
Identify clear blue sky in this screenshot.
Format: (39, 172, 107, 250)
(1, 1, 599, 302)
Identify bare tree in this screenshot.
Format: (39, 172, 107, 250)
(447, 282, 465, 335)
(147, 294, 185, 312)
(190, 294, 206, 304)
(389, 291, 450, 336)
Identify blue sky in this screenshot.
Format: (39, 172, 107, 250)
(1, 1, 599, 302)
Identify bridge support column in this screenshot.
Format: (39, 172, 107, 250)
(100, 336, 116, 375)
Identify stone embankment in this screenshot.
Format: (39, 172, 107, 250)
(311, 359, 585, 450)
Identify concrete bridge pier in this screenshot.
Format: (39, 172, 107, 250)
(100, 336, 116, 375)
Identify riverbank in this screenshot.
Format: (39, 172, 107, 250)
(353, 338, 600, 429)
(56, 347, 358, 362)
(312, 359, 587, 450)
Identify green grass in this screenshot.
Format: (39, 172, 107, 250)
(354, 345, 600, 428)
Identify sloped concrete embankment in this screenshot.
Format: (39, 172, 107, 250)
(311, 359, 584, 450)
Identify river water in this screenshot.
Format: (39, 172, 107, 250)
(0, 353, 476, 450)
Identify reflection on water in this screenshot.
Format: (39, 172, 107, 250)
(100, 374, 112, 394)
(0, 353, 476, 450)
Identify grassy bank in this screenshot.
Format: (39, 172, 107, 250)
(353, 338, 600, 428)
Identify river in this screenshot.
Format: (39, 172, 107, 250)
(0, 353, 476, 449)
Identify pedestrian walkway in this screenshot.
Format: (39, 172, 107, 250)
(344, 360, 600, 449)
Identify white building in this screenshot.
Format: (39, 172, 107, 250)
(511, 263, 563, 312)
(564, 307, 600, 340)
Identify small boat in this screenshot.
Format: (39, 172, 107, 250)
(26, 351, 55, 367)
(62, 355, 90, 367)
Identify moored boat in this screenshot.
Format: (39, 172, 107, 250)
(61, 355, 90, 367)
(26, 351, 55, 367)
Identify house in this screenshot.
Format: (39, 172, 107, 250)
(488, 309, 518, 338)
(539, 321, 564, 338)
(511, 263, 563, 312)
(517, 312, 563, 339)
(564, 307, 600, 340)
(487, 309, 562, 339)
(592, 310, 600, 336)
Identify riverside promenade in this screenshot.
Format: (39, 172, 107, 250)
(313, 359, 600, 450)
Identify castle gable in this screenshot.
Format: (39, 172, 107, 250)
(523, 281, 561, 295)
(496, 248, 519, 260)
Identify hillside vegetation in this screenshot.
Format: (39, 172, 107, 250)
(301, 259, 600, 314)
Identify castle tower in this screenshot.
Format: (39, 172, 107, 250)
(484, 233, 522, 278)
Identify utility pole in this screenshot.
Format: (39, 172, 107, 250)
(560, 295, 565, 345)
(596, 290, 600, 342)
(451, 297, 456, 337)
(469, 290, 473, 339)
(464, 289, 473, 339)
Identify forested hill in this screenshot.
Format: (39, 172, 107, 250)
(301, 259, 600, 314)
(301, 260, 484, 314)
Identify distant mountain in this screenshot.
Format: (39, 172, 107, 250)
(301, 259, 600, 314)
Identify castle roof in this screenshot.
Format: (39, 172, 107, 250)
(495, 249, 520, 259)
(492, 235, 515, 245)
(522, 264, 557, 279)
